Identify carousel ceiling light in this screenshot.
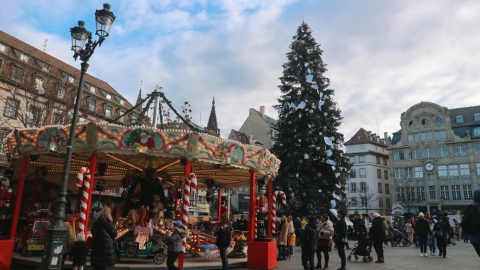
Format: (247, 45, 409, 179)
(105, 153, 143, 171)
(156, 159, 181, 172)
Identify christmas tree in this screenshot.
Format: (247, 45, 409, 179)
(272, 22, 351, 215)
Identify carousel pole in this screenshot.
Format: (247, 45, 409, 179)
(178, 160, 192, 270)
(227, 189, 231, 220)
(267, 180, 273, 239)
(217, 188, 222, 221)
(248, 169, 256, 243)
(30, 171, 40, 212)
(9, 156, 29, 239)
(84, 153, 97, 233)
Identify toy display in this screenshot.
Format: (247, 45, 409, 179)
(188, 221, 234, 258)
(14, 218, 51, 257)
(0, 176, 13, 219)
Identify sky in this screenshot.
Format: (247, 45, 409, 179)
(2, 0, 480, 140)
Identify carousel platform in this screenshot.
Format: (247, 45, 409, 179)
(12, 253, 247, 270)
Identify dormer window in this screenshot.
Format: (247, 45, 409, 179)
(120, 99, 125, 105)
(34, 75, 46, 94)
(0, 43, 6, 53)
(36, 60, 50, 73)
(19, 53, 29, 63)
(90, 85, 96, 93)
(474, 113, 480, 122)
(456, 116, 464, 124)
(57, 87, 66, 99)
(106, 93, 112, 100)
(68, 76, 75, 84)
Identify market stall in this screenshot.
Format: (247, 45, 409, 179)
(1, 122, 280, 269)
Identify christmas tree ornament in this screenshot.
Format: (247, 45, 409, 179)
(327, 149, 333, 156)
(304, 62, 309, 67)
(315, 146, 320, 151)
(304, 153, 309, 159)
(324, 112, 328, 116)
(306, 74, 313, 83)
(324, 137, 333, 146)
(296, 173, 299, 178)
(297, 101, 306, 109)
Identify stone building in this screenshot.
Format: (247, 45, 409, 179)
(344, 128, 391, 215)
(387, 102, 480, 214)
(238, 106, 277, 150)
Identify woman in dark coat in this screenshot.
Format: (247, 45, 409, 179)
(90, 207, 117, 270)
(216, 216, 232, 270)
(368, 213, 386, 263)
(434, 213, 449, 258)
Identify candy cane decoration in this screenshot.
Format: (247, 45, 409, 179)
(182, 173, 197, 252)
(76, 167, 91, 237)
(271, 190, 286, 234)
(255, 196, 258, 238)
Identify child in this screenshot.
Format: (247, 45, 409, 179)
(236, 231, 247, 242)
(69, 232, 87, 270)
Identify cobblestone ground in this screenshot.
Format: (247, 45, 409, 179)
(237, 240, 480, 270)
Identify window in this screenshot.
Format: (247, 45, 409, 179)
(384, 170, 388, 180)
(456, 116, 464, 123)
(410, 149, 420, 159)
(474, 144, 480, 155)
(475, 114, 480, 122)
(394, 168, 403, 180)
(35, 75, 45, 93)
(406, 187, 416, 201)
(448, 165, 459, 178)
(474, 128, 480, 137)
(105, 105, 113, 118)
(57, 87, 66, 99)
(359, 168, 366, 178)
(434, 131, 446, 140)
(0, 130, 10, 154)
(435, 117, 442, 126)
(350, 197, 357, 207)
(379, 198, 384, 208)
(360, 182, 367, 192)
(383, 158, 387, 165)
(386, 198, 391, 208)
(120, 99, 125, 105)
(361, 197, 367, 206)
(438, 165, 448, 179)
(437, 146, 449, 157)
(350, 169, 356, 178)
(429, 186, 436, 200)
(397, 187, 405, 201)
(4, 99, 19, 118)
(349, 156, 355, 164)
(41, 63, 50, 73)
(350, 182, 357, 193)
(376, 156, 380, 164)
(0, 43, 6, 53)
(68, 76, 75, 84)
(414, 167, 423, 179)
(421, 132, 432, 141)
(423, 147, 434, 158)
(119, 111, 126, 123)
(394, 150, 405, 160)
(409, 121, 416, 128)
(52, 113, 63, 124)
(11, 65, 24, 82)
(477, 163, 480, 176)
(89, 99, 97, 112)
(451, 185, 461, 201)
(422, 119, 429, 126)
(19, 52, 29, 63)
(440, 185, 450, 200)
(385, 184, 390, 194)
(405, 167, 413, 179)
(377, 169, 381, 179)
(417, 187, 425, 201)
(359, 156, 365, 163)
(26, 106, 40, 125)
(378, 183, 382, 193)
(454, 145, 467, 156)
(358, 144, 366, 151)
(408, 135, 413, 143)
(409, 133, 419, 142)
(463, 185, 473, 200)
(106, 93, 112, 100)
(460, 164, 470, 178)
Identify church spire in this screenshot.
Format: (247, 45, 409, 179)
(136, 81, 143, 105)
(207, 97, 219, 136)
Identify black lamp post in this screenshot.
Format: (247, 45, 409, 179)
(42, 4, 115, 269)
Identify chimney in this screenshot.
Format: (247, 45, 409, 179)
(249, 108, 254, 115)
(384, 132, 388, 140)
(260, 106, 265, 117)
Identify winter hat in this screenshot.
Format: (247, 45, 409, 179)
(76, 232, 85, 241)
(308, 215, 316, 223)
(372, 213, 380, 218)
(419, 212, 424, 217)
(436, 213, 444, 220)
(173, 220, 183, 227)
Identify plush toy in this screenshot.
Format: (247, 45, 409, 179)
(256, 187, 267, 238)
(151, 194, 165, 224)
(138, 205, 149, 227)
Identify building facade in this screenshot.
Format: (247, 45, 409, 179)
(238, 106, 277, 150)
(387, 102, 480, 215)
(344, 128, 391, 215)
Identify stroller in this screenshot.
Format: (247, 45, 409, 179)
(393, 229, 410, 247)
(347, 238, 373, 263)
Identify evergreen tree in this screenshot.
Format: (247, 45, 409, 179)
(272, 22, 351, 215)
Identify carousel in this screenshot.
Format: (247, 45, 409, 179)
(1, 121, 280, 269)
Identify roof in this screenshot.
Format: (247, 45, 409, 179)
(229, 129, 249, 144)
(449, 105, 480, 128)
(0, 30, 133, 109)
(251, 109, 277, 127)
(344, 128, 387, 147)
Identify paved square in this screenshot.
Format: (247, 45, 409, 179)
(237, 240, 479, 270)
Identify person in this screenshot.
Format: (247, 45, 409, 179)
(368, 213, 385, 263)
(278, 215, 288, 260)
(414, 212, 432, 257)
(433, 213, 449, 258)
(236, 231, 247, 242)
(316, 213, 333, 270)
(69, 232, 87, 270)
(442, 212, 453, 245)
(428, 219, 437, 255)
(467, 188, 480, 256)
(216, 216, 232, 270)
(353, 214, 367, 242)
(165, 220, 187, 270)
(90, 207, 117, 270)
(302, 216, 319, 270)
(385, 219, 394, 247)
(333, 210, 347, 270)
(62, 215, 74, 269)
(294, 217, 303, 246)
(237, 215, 248, 231)
(347, 225, 353, 240)
(405, 220, 414, 244)
(287, 215, 296, 256)
(302, 217, 308, 231)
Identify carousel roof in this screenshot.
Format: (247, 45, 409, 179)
(2, 122, 280, 191)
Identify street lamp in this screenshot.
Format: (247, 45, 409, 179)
(43, 4, 115, 269)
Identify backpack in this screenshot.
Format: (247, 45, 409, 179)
(461, 204, 480, 235)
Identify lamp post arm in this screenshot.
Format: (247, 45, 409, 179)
(73, 34, 103, 62)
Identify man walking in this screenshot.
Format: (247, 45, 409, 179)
(302, 216, 319, 270)
(333, 210, 347, 270)
(414, 212, 432, 257)
(463, 188, 480, 256)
